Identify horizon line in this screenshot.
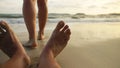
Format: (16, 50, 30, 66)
(0, 12, 120, 15)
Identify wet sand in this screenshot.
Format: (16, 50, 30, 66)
(0, 22, 120, 68)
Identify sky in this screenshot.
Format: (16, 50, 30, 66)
(0, 0, 120, 14)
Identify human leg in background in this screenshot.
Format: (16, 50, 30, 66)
(37, 0, 48, 40)
(23, 0, 38, 48)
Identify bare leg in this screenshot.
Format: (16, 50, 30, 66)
(37, 0, 48, 40)
(23, 0, 38, 48)
(38, 21, 71, 68)
(0, 21, 30, 68)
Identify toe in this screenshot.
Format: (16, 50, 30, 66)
(0, 21, 9, 32)
(0, 26, 6, 44)
(65, 28, 71, 35)
(0, 26, 4, 33)
(55, 21, 65, 31)
(0, 22, 7, 36)
(65, 28, 71, 40)
(61, 25, 69, 32)
(0, 25, 7, 34)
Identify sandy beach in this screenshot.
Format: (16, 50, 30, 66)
(0, 22, 120, 68)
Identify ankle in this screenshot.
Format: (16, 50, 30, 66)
(19, 52, 31, 67)
(12, 51, 31, 67)
(38, 31, 44, 34)
(23, 54, 31, 67)
(29, 35, 37, 40)
(40, 48, 53, 58)
(38, 31, 45, 40)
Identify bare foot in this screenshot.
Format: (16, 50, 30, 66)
(0, 21, 30, 66)
(37, 31, 45, 40)
(24, 39, 38, 48)
(38, 21, 71, 68)
(45, 21, 71, 57)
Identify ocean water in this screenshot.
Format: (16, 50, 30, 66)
(0, 18, 120, 24)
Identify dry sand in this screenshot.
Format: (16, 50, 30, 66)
(0, 22, 120, 68)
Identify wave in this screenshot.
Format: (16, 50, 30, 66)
(0, 18, 120, 24)
(1, 13, 120, 19)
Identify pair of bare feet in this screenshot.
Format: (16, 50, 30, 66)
(0, 21, 71, 68)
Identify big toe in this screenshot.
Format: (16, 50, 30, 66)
(0, 20, 9, 32)
(0, 21, 9, 35)
(55, 21, 65, 31)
